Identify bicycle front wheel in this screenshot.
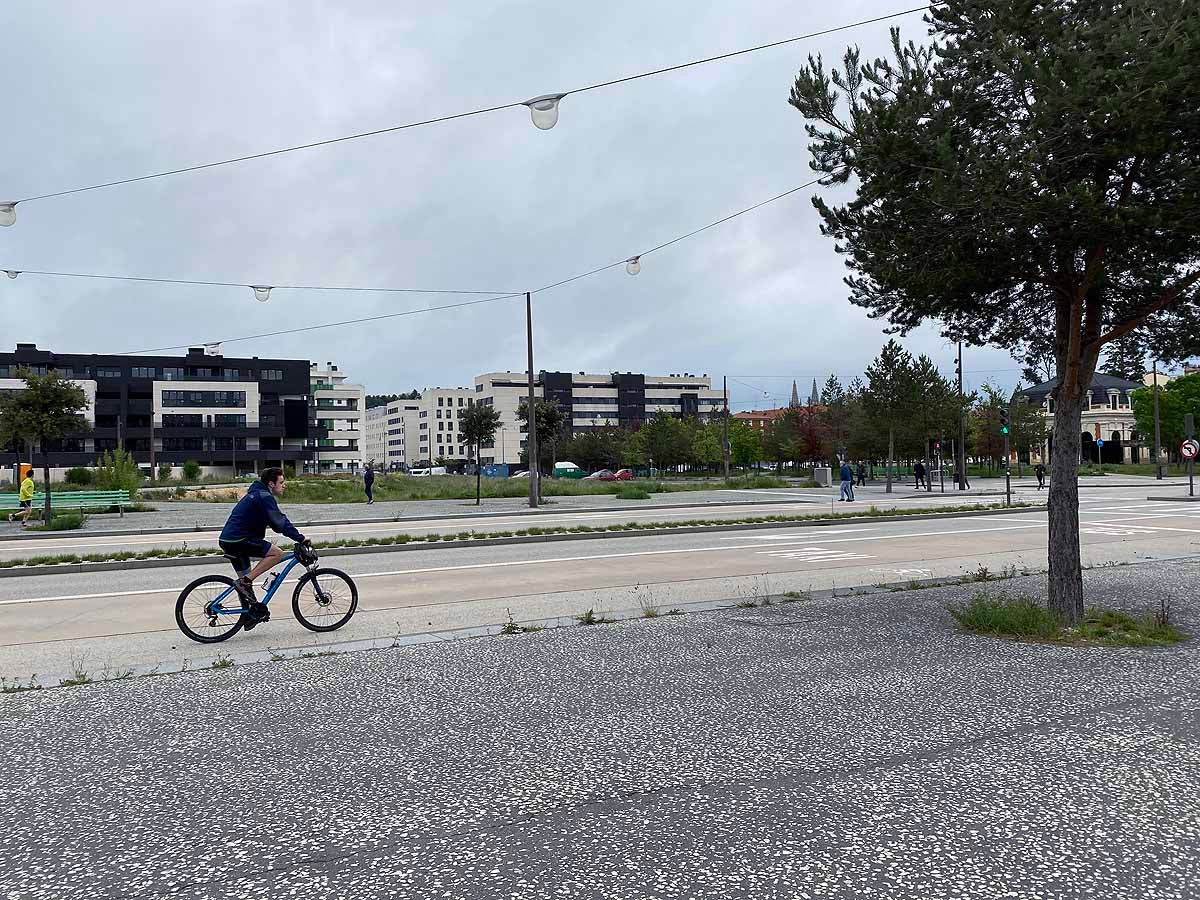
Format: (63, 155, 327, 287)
(292, 568, 358, 632)
(175, 575, 246, 643)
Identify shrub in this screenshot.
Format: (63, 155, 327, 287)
(182, 460, 201, 480)
(93, 449, 142, 496)
(616, 486, 651, 500)
(283, 465, 296, 479)
(157, 463, 173, 481)
(40, 512, 86, 531)
(64, 467, 93, 486)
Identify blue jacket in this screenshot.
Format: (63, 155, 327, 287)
(839, 464, 853, 482)
(364, 469, 375, 486)
(219, 480, 305, 544)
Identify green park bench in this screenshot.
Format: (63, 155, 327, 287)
(0, 489, 133, 518)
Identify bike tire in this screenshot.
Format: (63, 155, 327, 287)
(291, 568, 358, 632)
(175, 575, 246, 644)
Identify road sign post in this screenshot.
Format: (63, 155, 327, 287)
(1183, 415, 1197, 498)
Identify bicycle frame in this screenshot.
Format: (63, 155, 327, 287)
(211, 553, 307, 617)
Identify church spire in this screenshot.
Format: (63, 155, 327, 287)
(809, 378, 819, 405)
(790, 380, 799, 408)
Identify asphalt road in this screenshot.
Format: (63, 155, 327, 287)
(2, 490, 1198, 684)
(2, 560, 1197, 899)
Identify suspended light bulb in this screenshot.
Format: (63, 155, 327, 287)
(2, 270, 18, 279)
(0, 203, 15, 227)
(251, 285, 272, 302)
(522, 94, 564, 130)
(625, 256, 641, 276)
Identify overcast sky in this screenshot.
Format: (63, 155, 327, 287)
(2, 0, 1032, 410)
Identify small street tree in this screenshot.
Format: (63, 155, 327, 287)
(727, 419, 763, 472)
(458, 402, 502, 505)
(0, 370, 90, 520)
(863, 340, 918, 492)
(516, 399, 566, 476)
(789, 0, 1200, 622)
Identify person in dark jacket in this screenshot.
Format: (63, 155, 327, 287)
(219, 467, 308, 621)
(856, 461, 867, 487)
(1035, 462, 1047, 489)
(839, 461, 855, 501)
(364, 464, 375, 504)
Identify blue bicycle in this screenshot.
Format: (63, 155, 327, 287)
(174, 543, 358, 643)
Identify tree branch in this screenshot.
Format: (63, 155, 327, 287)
(1085, 269, 1200, 353)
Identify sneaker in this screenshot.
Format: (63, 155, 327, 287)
(233, 577, 256, 603)
(241, 600, 270, 631)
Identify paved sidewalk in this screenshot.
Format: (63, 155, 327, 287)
(2, 561, 1197, 898)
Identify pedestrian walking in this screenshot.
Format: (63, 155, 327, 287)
(1035, 462, 1046, 490)
(913, 461, 927, 490)
(856, 461, 867, 487)
(364, 464, 375, 505)
(839, 460, 855, 501)
(8, 470, 36, 528)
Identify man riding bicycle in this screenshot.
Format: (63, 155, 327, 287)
(219, 467, 309, 628)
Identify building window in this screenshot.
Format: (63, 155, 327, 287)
(1109, 393, 1119, 410)
(162, 414, 203, 428)
(458, 397, 464, 406)
(214, 414, 247, 427)
(162, 390, 246, 408)
(162, 367, 185, 381)
(192, 368, 213, 379)
(438, 397, 444, 407)
(261, 369, 283, 381)
(131, 367, 156, 379)
(223, 369, 242, 381)
(96, 367, 123, 378)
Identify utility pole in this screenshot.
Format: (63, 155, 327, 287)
(1000, 405, 1011, 507)
(1153, 358, 1163, 479)
(956, 341, 967, 490)
(525, 291, 539, 508)
(722, 376, 730, 481)
(1187, 413, 1195, 498)
(149, 416, 156, 480)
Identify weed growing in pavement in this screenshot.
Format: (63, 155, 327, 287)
(575, 608, 615, 626)
(969, 564, 993, 583)
(1, 676, 42, 693)
(59, 659, 93, 687)
(1000, 564, 1019, 580)
(499, 610, 544, 635)
(665, 608, 684, 616)
(211, 655, 235, 670)
(1155, 595, 1173, 628)
(97, 665, 133, 681)
(631, 583, 661, 618)
(781, 590, 810, 603)
(734, 600, 759, 609)
(268, 649, 287, 662)
(299, 651, 339, 659)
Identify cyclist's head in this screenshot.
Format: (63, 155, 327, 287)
(260, 467, 286, 496)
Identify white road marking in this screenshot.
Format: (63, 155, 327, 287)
(0, 521, 1051, 606)
(757, 547, 874, 562)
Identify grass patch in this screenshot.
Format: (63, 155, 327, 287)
(950, 590, 1187, 647)
(29, 512, 87, 532)
(781, 590, 810, 603)
(210, 655, 235, 670)
(616, 486, 651, 500)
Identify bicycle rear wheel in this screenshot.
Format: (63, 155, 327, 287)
(292, 568, 358, 632)
(175, 575, 246, 643)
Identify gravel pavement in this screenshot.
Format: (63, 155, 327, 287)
(2, 559, 1198, 898)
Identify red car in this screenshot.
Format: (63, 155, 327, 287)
(614, 469, 635, 481)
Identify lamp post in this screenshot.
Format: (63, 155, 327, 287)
(525, 291, 539, 508)
(1153, 358, 1163, 479)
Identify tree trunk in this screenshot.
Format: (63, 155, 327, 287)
(886, 427, 894, 493)
(1048, 388, 1085, 625)
(475, 445, 482, 505)
(41, 441, 52, 521)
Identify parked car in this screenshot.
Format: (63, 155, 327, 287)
(614, 469, 635, 481)
(585, 469, 617, 481)
(509, 470, 531, 479)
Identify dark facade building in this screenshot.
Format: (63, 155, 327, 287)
(0, 344, 320, 477)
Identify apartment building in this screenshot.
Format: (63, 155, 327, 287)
(365, 397, 421, 470)
(308, 363, 365, 474)
(0, 343, 314, 480)
(473, 371, 724, 466)
(416, 387, 474, 465)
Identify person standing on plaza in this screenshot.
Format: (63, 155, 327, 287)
(913, 460, 927, 490)
(364, 463, 375, 505)
(1035, 461, 1047, 490)
(839, 460, 855, 501)
(856, 461, 867, 487)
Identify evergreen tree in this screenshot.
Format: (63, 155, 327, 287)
(789, 0, 1200, 622)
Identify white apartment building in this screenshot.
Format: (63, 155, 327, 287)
(415, 387, 474, 465)
(308, 362, 365, 474)
(365, 397, 421, 470)
(474, 371, 724, 466)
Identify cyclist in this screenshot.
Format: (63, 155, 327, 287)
(218, 467, 309, 628)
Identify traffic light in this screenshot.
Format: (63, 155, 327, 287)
(999, 408, 1009, 435)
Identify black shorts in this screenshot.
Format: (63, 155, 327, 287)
(18, 500, 32, 510)
(218, 538, 273, 573)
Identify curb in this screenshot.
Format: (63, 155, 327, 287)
(1145, 495, 1200, 502)
(0, 504, 1042, 579)
(0, 495, 829, 543)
